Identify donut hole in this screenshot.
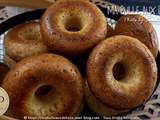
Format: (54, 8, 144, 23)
(113, 62, 126, 80)
(112, 58, 141, 85)
(59, 11, 89, 32)
(19, 26, 42, 40)
(35, 85, 52, 96)
(65, 17, 83, 32)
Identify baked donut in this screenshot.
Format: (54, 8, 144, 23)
(2, 53, 84, 119)
(106, 24, 115, 38)
(4, 53, 17, 69)
(4, 21, 50, 61)
(85, 80, 128, 116)
(40, 0, 107, 56)
(86, 35, 157, 110)
(0, 62, 9, 86)
(115, 14, 158, 58)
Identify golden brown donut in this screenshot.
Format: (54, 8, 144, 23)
(0, 62, 9, 86)
(40, 0, 107, 56)
(86, 35, 157, 110)
(85, 81, 128, 116)
(4, 53, 17, 69)
(2, 53, 84, 119)
(4, 21, 50, 61)
(106, 24, 115, 38)
(115, 14, 158, 58)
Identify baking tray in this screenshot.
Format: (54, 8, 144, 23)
(0, 4, 159, 120)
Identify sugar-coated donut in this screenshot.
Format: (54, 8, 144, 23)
(40, 0, 107, 56)
(0, 62, 9, 86)
(115, 14, 158, 58)
(86, 35, 157, 110)
(84, 81, 128, 116)
(2, 53, 84, 119)
(4, 53, 17, 69)
(4, 22, 50, 61)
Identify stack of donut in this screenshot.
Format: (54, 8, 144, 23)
(2, 0, 106, 119)
(1, 0, 159, 119)
(85, 14, 159, 116)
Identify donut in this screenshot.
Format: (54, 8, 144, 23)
(106, 24, 115, 38)
(4, 21, 50, 61)
(86, 35, 157, 110)
(40, 0, 107, 56)
(115, 14, 158, 58)
(2, 53, 84, 119)
(84, 80, 128, 116)
(0, 62, 9, 86)
(4, 53, 17, 69)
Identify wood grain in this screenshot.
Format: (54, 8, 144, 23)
(0, 0, 54, 9)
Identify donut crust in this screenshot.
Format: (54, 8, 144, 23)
(4, 53, 17, 69)
(4, 22, 50, 61)
(40, 0, 107, 56)
(2, 53, 84, 119)
(86, 35, 157, 110)
(84, 81, 128, 116)
(115, 14, 158, 58)
(106, 24, 115, 38)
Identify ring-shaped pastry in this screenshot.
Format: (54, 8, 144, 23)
(2, 53, 84, 119)
(115, 14, 159, 58)
(40, 0, 107, 56)
(4, 22, 50, 61)
(86, 35, 157, 109)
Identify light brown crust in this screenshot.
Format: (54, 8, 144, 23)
(40, 0, 107, 56)
(2, 53, 84, 119)
(84, 80, 128, 116)
(0, 62, 9, 86)
(4, 53, 17, 69)
(115, 14, 158, 58)
(86, 35, 157, 110)
(106, 24, 115, 38)
(4, 22, 50, 61)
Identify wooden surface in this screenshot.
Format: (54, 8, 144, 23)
(0, 115, 18, 120)
(0, 0, 122, 11)
(0, 0, 54, 9)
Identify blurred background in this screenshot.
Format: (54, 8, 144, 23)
(105, 0, 160, 15)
